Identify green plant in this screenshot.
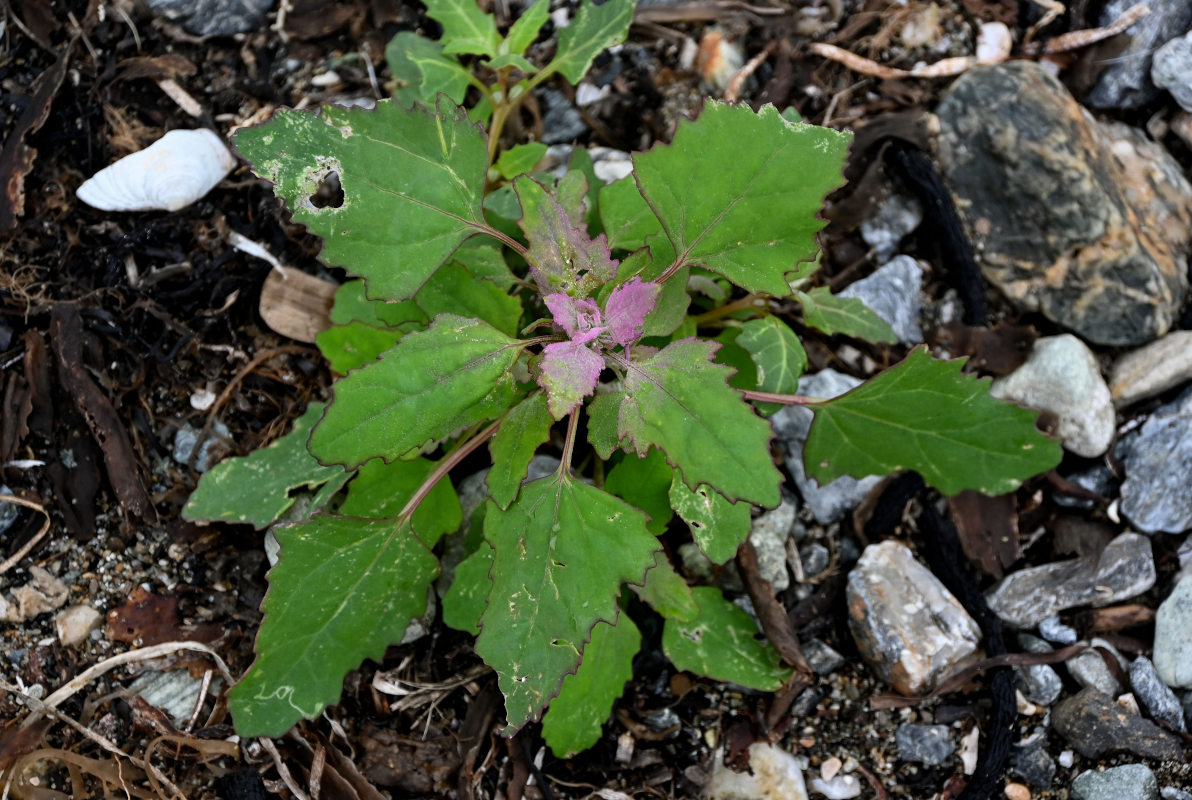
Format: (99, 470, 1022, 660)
(184, 0, 1061, 755)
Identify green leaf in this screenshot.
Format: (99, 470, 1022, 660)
(385, 32, 472, 108)
(183, 404, 348, 529)
(586, 391, 624, 460)
(443, 542, 493, 635)
(488, 393, 554, 508)
(328, 280, 427, 328)
(310, 315, 523, 467)
(338, 457, 461, 545)
(618, 339, 782, 507)
(599, 176, 662, 252)
(415, 263, 523, 336)
(452, 240, 520, 290)
(316, 323, 403, 374)
(633, 552, 698, 622)
(604, 448, 674, 536)
(737, 316, 808, 415)
(484, 53, 538, 73)
(805, 347, 1063, 496)
(632, 102, 850, 296)
(424, 0, 501, 57)
(494, 142, 549, 181)
(229, 515, 439, 737)
(662, 587, 791, 691)
(542, 615, 640, 757)
(504, 0, 550, 55)
(546, 0, 635, 84)
(477, 478, 658, 733)
(668, 471, 752, 565)
(234, 99, 488, 301)
(797, 286, 898, 344)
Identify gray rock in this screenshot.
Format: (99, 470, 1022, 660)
(0, 484, 18, 536)
(540, 88, 588, 145)
(1016, 635, 1064, 706)
(1053, 464, 1119, 511)
(1038, 615, 1079, 645)
(1130, 656, 1187, 731)
(860, 194, 923, 263)
(146, 0, 273, 36)
(1121, 388, 1192, 533)
(936, 62, 1191, 346)
(1154, 576, 1192, 688)
(896, 723, 953, 766)
(837, 256, 924, 344)
(749, 494, 797, 591)
(770, 370, 882, 524)
(1009, 744, 1055, 790)
(1072, 764, 1159, 800)
(986, 532, 1156, 628)
(128, 669, 222, 727)
(1163, 788, 1192, 800)
(799, 542, 830, 578)
(172, 420, 230, 473)
(803, 638, 846, 675)
(1085, 0, 1192, 109)
(990, 335, 1115, 457)
(1067, 638, 1127, 697)
(847, 540, 981, 695)
(1110, 331, 1192, 408)
(1052, 687, 1184, 760)
(1183, 689, 1192, 730)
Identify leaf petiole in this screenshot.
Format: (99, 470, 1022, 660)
(739, 389, 820, 406)
(398, 419, 502, 522)
(556, 406, 581, 480)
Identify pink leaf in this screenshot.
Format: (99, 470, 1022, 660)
(544, 293, 604, 343)
(538, 340, 605, 418)
(603, 278, 661, 346)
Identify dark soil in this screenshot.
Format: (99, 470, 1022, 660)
(2, 1, 1189, 799)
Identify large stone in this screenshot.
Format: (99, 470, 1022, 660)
(1085, 0, 1192, 109)
(837, 256, 924, 344)
(1120, 388, 1192, 533)
(1109, 331, 1192, 408)
(1154, 576, 1192, 688)
(985, 532, 1155, 628)
(1052, 688, 1184, 760)
(936, 62, 1190, 346)
(1072, 765, 1159, 800)
(770, 370, 882, 524)
(990, 335, 1114, 457)
(847, 540, 981, 695)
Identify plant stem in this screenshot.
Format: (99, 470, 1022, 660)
(740, 389, 820, 406)
(398, 420, 501, 521)
(691, 293, 765, 326)
(655, 255, 686, 285)
(557, 406, 580, 480)
(473, 223, 528, 258)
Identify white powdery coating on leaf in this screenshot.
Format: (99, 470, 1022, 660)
(539, 340, 604, 418)
(604, 277, 661, 346)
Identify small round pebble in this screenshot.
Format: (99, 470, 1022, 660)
(1005, 781, 1032, 800)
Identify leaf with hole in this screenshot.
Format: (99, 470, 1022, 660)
(668, 471, 751, 565)
(234, 99, 489, 302)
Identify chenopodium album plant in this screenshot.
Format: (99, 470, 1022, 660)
(184, 0, 1061, 757)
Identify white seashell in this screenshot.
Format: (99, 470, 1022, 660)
(77, 128, 237, 212)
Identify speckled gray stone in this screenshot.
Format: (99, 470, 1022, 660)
(1130, 656, 1187, 731)
(1066, 638, 1127, 697)
(1121, 388, 1192, 533)
(986, 532, 1156, 628)
(1038, 615, 1079, 645)
(1154, 33, 1192, 112)
(1086, 0, 1192, 109)
(936, 62, 1191, 345)
(770, 370, 882, 524)
(895, 724, 954, 766)
(1016, 634, 1064, 706)
(749, 494, 798, 591)
(147, 0, 273, 36)
(1010, 744, 1055, 790)
(848, 541, 981, 695)
(860, 194, 923, 263)
(1154, 577, 1192, 688)
(1072, 764, 1159, 800)
(990, 335, 1115, 457)
(837, 256, 924, 344)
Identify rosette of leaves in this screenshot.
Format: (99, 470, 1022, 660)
(186, 96, 1061, 754)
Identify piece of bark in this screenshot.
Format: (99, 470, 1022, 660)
(258, 269, 337, 343)
(738, 539, 811, 674)
(948, 490, 1019, 578)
